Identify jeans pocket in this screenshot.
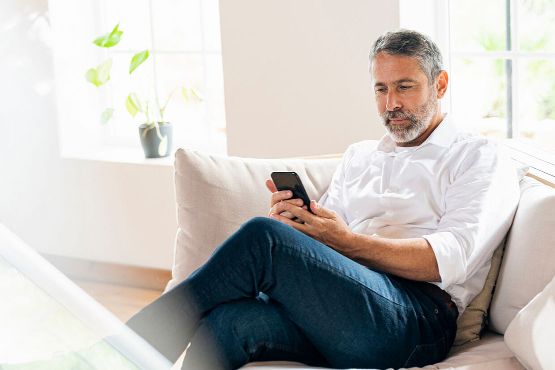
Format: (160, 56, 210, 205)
(403, 336, 447, 368)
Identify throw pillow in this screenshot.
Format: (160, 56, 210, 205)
(453, 238, 505, 345)
(489, 177, 555, 334)
(504, 275, 555, 370)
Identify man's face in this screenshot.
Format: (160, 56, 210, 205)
(371, 53, 438, 143)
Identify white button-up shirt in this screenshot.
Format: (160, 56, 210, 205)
(319, 116, 520, 315)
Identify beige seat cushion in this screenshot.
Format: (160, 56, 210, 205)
(489, 176, 555, 334)
(242, 332, 524, 370)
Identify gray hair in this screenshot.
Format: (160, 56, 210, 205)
(370, 29, 443, 84)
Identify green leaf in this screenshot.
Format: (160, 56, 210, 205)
(129, 50, 149, 74)
(125, 93, 142, 117)
(93, 23, 123, 48)
(84, 59, 112, 87)
(96, 58, 112, 84)
(85, 68, 100, 87)
(100, 108, 114, 124)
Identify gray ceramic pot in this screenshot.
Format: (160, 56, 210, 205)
(138, 122, 173, 158)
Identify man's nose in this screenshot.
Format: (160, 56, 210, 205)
(385, 91, 401, 111)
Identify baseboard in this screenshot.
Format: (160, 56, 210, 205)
(42, 253, 171, 291)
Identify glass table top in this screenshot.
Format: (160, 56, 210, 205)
(0, 225, 172, 370)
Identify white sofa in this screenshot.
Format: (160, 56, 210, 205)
(169, 148, 555, 370)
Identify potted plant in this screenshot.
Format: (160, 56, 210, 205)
(85, 24, 201, 158)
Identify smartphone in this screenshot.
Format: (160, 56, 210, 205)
(270, 171, 313, 213)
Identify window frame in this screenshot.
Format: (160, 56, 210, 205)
(401, 0, 555, 179)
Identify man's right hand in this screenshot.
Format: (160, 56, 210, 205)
(265, 179, 306, 222)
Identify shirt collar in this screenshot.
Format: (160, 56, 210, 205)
(376, 115, 457, 152)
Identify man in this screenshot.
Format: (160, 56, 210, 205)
(127, 30, 520, 369)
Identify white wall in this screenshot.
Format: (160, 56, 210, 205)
(221, 0, 399, 158)
(0, 1, 176, 269)
(0, 0, 399, 268)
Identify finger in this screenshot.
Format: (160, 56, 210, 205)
(271, 200, 299, 215)
(270, 199, 303, 217)
(271, 190, 294, 207)
(270, 212, 308, 232)
(281, 211, 296, 219)
(279, 198, 304, 207)
(278, 201, 315, 223)
(310, 200, 335, 218)
(265, 179, 278, 193)
(289, 198, 304, 206)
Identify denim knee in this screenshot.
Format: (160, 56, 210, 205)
(213, 217, 282, 259)
(241, 216, 283, 233)
(228, 216, 293, 257)
(236, 216, 284, 240)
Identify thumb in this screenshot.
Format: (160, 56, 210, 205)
(311, 200, 333, 218)
(265, 179, 277, 193)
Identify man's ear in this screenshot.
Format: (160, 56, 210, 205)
(436, 70, 448, 99)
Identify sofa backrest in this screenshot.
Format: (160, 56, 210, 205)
(488, 176, 555, 334)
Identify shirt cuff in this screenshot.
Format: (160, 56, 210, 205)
(422, 231, 467, 289)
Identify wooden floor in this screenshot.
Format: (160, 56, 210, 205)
(42, 254, 170, 322)
(74, 279, 163, 322)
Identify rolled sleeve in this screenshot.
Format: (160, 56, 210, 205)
(423, 232, 467, 289)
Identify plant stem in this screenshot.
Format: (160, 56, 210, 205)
(145, 101, 152, 125)
(160, 87, 178, 122)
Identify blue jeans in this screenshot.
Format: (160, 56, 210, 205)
(127, 217, 458, 369)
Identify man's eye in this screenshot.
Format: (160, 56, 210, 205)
(399, 85, 413, 90)
(375, 88, 387, 94)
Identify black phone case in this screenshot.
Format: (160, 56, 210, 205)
(270, 171, 313, 213)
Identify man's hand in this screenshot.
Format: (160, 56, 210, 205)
(269, 199, 353, 252)
(270, 200, 441, 281)
(265, 179, 307, 222)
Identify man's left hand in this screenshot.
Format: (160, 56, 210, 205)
(270, 200, 352, 252)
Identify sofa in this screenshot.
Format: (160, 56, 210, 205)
(168, 147, 555, 370)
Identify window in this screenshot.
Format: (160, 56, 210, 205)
(449, 0, 555, 150)
(49, 0, 226, 158)
(401, 0, 555, 179)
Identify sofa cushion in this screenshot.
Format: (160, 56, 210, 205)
(453, 239, 505, 346)
(489, 176, 555, 334)
(166, 148, 341, 290)
(504, 274, 555, 370)
(241, 332, 524, 369)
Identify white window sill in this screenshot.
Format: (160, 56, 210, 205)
(60, 146, 175, 167)
(504, 139, 555, 186)
(59, 130, 228, 166)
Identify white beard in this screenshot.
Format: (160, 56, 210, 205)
(382, 94, 437, 143)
